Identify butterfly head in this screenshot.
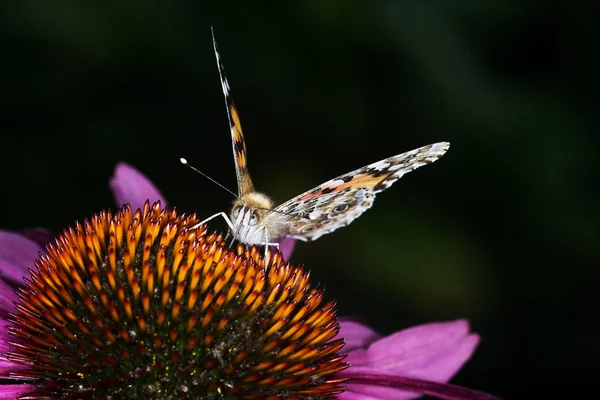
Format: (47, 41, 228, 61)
(230, 192, 276, 245)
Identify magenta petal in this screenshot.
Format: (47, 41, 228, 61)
(0, 231, 42, 278)
(0, 279, 18, 315)
(342, 338, 478, 399)
(0, 320, 13, 353)
(278, 237, 296, 260)
(0, 384, 38, 399)
(338, 320, 381, 352)
(109, 162, 166, 211)
(17, 227, 54, 249)
(340, 320, 480, 400)
(347, 320, 475, 367)
(0, 359, 21, 376)
(341, 374, 500, 400)
(0, 261, 29, 287)
(341, 381, 418, 400)
(338, 392, 381, 400)
(340, 320, 479, 400)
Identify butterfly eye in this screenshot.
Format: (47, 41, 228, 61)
(232, 206, 242, 219)
(249, 211, 259, 226)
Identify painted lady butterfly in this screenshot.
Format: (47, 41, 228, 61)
(189, 29, 450, 255)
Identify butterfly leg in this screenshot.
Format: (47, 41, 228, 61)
(191, 212, 235, 231)
(262, 229, 280, 267)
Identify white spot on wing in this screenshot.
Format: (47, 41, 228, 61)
(427, 142, 450, 156)
(308, 210, 321, 219)
(370, 161, 390, 171)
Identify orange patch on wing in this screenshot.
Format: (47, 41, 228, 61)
(229, 103, 254, 194)
(235, 147, 247, 168)
(298, 173, 386, 201)
(230, 105, 244, 141)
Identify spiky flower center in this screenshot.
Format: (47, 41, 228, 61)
(7, 202, 347, 399)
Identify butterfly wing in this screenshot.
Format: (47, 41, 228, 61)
(211, 29, 255, 196)
(267, 142, 450, 241)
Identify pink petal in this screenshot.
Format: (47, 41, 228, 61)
(0, 320, 28, 382)
(0, 231, 42, 283)
(341, 374, 499, 400)
(342, 336, 478, 399)
(0, 318, 13, 353)
(340, 320, 480, 400)
(347, 320, 475, 368)
(0, 358, 21, 376)
(339, 392, 383, 400)
(109, 162, 166, 211)
(17, 227, 54, 249)
(341, 384, 414, 400)
(0, 383, 38, 399)
(0, 261, 28, 288)
(0, 279, 18, 316)
(338, 320, 381, 352)
(278, 237, 296, 260)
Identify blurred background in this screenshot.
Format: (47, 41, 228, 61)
(1, 1, 597, 398)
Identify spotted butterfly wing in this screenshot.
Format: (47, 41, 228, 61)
(207, 30, 449, 251)
(211, 28, 254, 196)
(265, 142, 450, 241)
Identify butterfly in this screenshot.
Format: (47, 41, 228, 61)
(189, 29, 450, 256)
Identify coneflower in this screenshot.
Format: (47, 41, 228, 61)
(0, 162, 501, 399)
(1, 202, 347, 399)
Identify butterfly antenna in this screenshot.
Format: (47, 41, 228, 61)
(180, 158, 239, 199)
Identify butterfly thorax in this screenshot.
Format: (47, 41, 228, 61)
(230, 192, 285, 245)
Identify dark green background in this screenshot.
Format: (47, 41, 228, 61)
(1, 1, 597, 398)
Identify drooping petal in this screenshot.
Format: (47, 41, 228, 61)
(348, 320, 478, 372)
(0, 261, 28, 288)
(339, 391, 383, 400)
(278, 237, 296, 260)
(0, 319, 13, 352)
(0, 231, 42, 268)
(17, 227, 54, 249)
(340, 373, 500, 400)
(0, 231, 42, 284)
(109, 162, 166, 211)
(339, 320, 480, 400)
(338, 319, 380, 352)
(0, 280, 19, 316)
(0, 383, 39, 399)
(0, 322, 32, 384)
